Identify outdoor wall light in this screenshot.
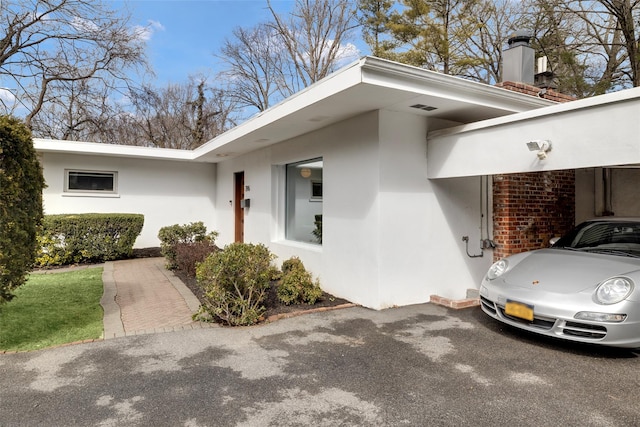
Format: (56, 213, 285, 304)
(526, 139, 552, 160)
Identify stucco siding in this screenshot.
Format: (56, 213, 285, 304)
(576, 167, 640, 222)
(213, 110, 493, 308)
(213, 112, 382, 307)
(40, 152, 216, 248)
(376, 110, 492, 306)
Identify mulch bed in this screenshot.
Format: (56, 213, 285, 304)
(36, 246, 354, 324)
(172, 268, 352, 321)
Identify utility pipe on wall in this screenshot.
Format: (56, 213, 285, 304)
(603, 168, 614, 216)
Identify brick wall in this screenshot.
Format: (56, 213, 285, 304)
(492, 171, 575, 260)
(492, 81, 576, 260)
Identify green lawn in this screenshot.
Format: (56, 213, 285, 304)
(0, 267, 104, 352)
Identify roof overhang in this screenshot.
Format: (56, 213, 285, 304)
(33, 57, 555, 162)
(426, 86, 640, 179)
(34, 138, 196, 161)
(191, 56, 554, 163)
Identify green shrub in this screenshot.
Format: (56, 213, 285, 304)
(196, 243, 277, 326)
(277, 257, 323, 305)
(312, 214, 322, 243)
(158, 221, 218, 269)
(0, 116, 45, 303)
(35, 213, 144, 266)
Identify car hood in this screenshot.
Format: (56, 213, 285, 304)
(503, 248, 640, 293)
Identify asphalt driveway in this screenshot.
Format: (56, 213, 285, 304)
(1, 304, 639, 426)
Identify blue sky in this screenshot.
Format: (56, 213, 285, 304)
(0, 1, 367, 115)
(121, 0, 367, 85)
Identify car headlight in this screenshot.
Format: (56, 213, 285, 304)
(594, 277, 634, 305)
(487, 259, 508, 280)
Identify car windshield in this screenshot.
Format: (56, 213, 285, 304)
(552, 221, 640, 258)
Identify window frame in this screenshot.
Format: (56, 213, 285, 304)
(310, 180, 323, 200)
(64, 169, 118, 194)
(285, 158, 323, 245)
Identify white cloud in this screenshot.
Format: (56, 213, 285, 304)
(335, 42, 360, 66)
(0, 88, 16, 104)
(71, 16, 99, 33)
(133, 20, 165, 42)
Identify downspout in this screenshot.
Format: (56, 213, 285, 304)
(484, 175, 495, 248)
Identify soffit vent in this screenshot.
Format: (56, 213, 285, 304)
(410, 104, 438, 111)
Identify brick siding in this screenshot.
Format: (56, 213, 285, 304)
(492, 81, 576, 260)
(492, 171, 575, 260)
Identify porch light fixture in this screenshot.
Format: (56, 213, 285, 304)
(526, 139, 552, 160)
(300, 168, 312, 178)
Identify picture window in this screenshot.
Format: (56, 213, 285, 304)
(285, 158, 323, 244)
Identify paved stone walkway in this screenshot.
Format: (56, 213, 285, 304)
(101, 257, 216, 338)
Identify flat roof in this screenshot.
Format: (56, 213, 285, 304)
(35, 56, 554, 163)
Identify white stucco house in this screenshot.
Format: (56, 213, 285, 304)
(35, 56, 640, 310)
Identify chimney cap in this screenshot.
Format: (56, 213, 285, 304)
(508, 31, 532, 48)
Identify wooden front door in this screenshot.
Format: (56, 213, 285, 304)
(234, 172, 244, 242)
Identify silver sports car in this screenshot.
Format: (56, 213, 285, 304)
(480, 218, 640, 348)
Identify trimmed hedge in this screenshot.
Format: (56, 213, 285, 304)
(36, 213, 144, 267)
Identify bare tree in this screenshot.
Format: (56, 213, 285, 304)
(0, 0, 148, 128)
(29, 79, 119, 141)
(460, 0, 530, 84)
(217, 23, 284, 112)
(116, 77, 235, 149)
(266, 0, 359, 96)
(32, 75, 236, 149)
(520, 0, 638, 96)
(217, 0, 358, 114)
(572, 0, 640, 88)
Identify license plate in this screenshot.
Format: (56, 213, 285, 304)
(505, 300, 534, 321)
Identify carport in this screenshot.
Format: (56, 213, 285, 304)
(426, 86, 640, 259)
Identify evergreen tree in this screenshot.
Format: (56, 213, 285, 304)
(0, 116, 45, 303)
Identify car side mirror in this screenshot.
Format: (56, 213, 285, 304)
(549, 237, 560, 246)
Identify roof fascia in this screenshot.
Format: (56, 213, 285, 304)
(34, 138, 196, 161)
(191, 58, 366, 161)
(191, 56, 554, 161)
(359, 56, 554, 111)
(193, 58, 366, 160)
(426, 85, 640, 178)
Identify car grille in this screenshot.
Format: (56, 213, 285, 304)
(480, 296, 497, 315)
(561, 322, 607, 339)
(498, 306, 556, 329)
(481, 296, 608, 340)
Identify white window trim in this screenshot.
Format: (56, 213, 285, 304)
(64, 169, 119, 196)
(283, 158, 323, 245)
